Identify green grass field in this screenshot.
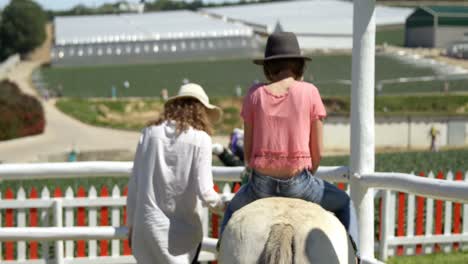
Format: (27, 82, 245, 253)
(55, 94, 468, 134)
(323, 148, 467, 173)
(41, 53, 467, 98)
(387, 251, 468, 264)
(376, 25, 405, 46)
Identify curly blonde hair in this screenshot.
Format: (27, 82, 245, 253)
(151, 98, 213, 135)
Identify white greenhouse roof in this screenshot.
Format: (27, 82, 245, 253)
(54, 10, 253, 45)
(203, 0, 414, 36)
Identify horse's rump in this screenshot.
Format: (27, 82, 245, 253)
(218, 197, 353, 264)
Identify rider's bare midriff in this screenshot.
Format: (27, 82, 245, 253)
(254, 167, 305, 179)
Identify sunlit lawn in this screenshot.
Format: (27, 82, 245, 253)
(387, 251, 468, 264)
(41, 53, 465, 98)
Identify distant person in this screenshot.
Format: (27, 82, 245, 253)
(67, 145, 79, 162)
(43, 89, 50, 101)
(57, 84, 63, 97)
(229, 128, 244, 162)
(219, 32, 360, 262)
(429, 126, 440, 152)
(212, 128, 245, 167)
(126, 83, 226, 264)
(161, 88, 169, 101)
(212, 142, 243, 167)
(235, 85, 242, 97)
(56, 85, 63, 97)
(111, 85, 117, 99)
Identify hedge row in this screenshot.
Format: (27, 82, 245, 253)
(0, 80, 45, 140)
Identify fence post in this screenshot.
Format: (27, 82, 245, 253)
(17, 188, 27, 260)
(389, 191, 396, 257)
(112, 185, 120, 257)
(54, 199, 64, 264)
(29, 187, 39, 259)
(64, 187, 74, 259)
(443, 171, 454, 253)
(406, 189, 415, 256)
(379, 190, 393, 261)
(350, 0, 376, 259)
(41, 187, 51, 260)
(424, 171, 435, 254)
(88, 186, 97, 258)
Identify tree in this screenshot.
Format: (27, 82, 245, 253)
(0, 0, 47, 60)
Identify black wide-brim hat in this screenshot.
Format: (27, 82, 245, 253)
(253, 31, 312, 65)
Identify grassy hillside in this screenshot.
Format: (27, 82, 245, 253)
(55, 94, 468, 134)
(40, 53, 458, 98)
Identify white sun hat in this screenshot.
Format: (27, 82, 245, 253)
(165, 83, 222, 123)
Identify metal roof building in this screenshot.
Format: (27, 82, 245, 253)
(405, 6, 468, 48)
(202, 0, 414, 50)
(52, 10, 260, 66)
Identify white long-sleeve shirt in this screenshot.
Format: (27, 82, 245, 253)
(126, 121, 224, 264)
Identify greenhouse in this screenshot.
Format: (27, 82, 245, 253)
(52, 10, 260, 66)
(406, 6, 468, 48)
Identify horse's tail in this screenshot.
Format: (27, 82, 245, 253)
(258, 223, 295, 264)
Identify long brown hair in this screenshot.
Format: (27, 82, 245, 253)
(151, 98, 213, 135)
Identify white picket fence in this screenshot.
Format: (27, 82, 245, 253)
(1, 163, 467, 264)
(0, 184, 235, 264)
(379, 171, 468, 260)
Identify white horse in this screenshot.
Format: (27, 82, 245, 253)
(218, 197, 354, 264)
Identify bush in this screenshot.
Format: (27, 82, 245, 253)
(0, 80, 45, 140)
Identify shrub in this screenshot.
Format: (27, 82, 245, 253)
(0, 0, 47, 59)
(0, 80, 45, 140)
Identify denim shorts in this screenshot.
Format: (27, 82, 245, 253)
(221, 170, 324, 233)
(250, 169, 325, 202)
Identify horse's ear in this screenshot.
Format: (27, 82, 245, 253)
(258, 224, 294, 264)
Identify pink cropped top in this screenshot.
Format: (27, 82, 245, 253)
(240, 81, 327, 171)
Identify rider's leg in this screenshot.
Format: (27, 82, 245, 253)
(319, 181, 360, 257)
(220, 183, 257, 236)
(219, 170, 285, 237)
(279, 170, 360, 258)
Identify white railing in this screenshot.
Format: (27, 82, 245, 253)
(0, 162, 350, 182)
(378, 171, 468, 260)
(1, 163, 468, 264)
(0, 163, 349, 264)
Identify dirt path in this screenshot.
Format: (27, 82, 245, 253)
(0, 61, 143, 163)
(0, 61, 230, 163)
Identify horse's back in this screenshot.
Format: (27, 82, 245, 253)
(219, 197, 353, 264)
